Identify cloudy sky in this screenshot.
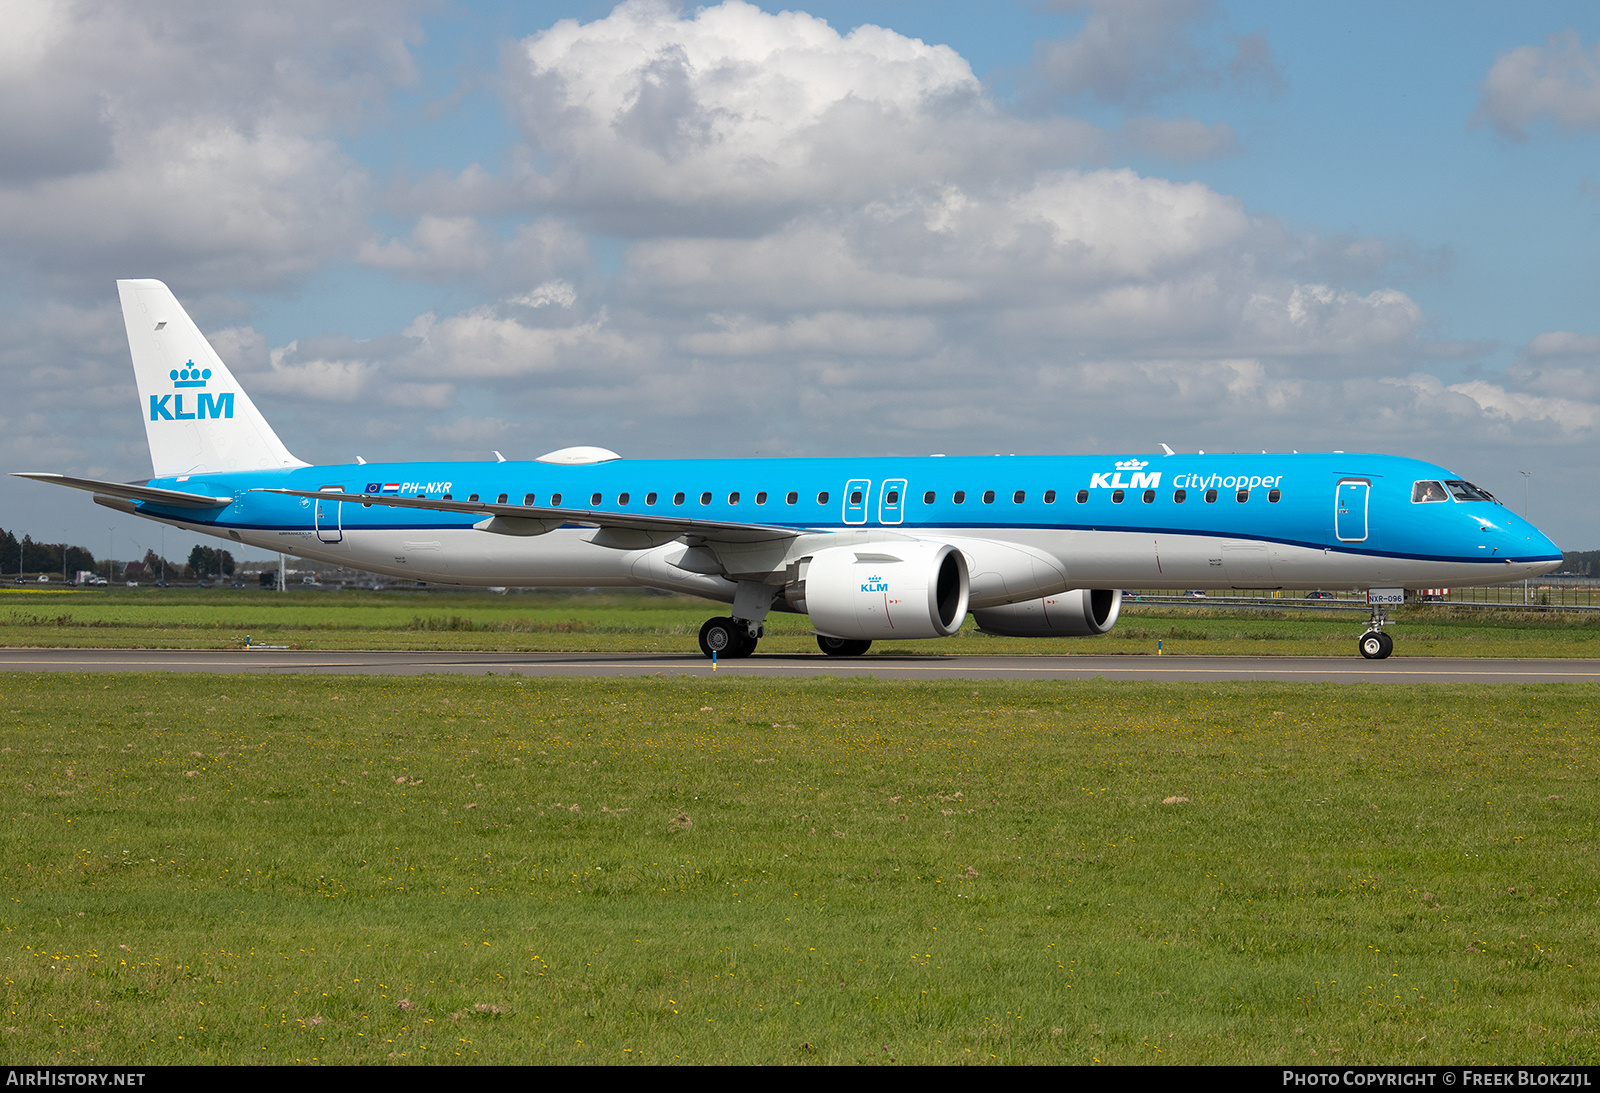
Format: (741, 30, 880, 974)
(4, 0, 1600, 563)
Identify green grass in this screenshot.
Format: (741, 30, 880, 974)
(5, 587, 1600, 657)
(3, 674, 1598, 1064)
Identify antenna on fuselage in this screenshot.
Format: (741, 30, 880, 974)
(1160, 443, 1175, 456)
(493, 451, 507, 463)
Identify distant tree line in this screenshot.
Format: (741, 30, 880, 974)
(186, 545, 235, 579)
(0, 526, 213, 581)
(1560, 550, 1600, 576)
(0, 527, 96, 577)
(125, 549, 184, 582)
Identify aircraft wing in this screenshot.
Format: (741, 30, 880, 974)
(12, 472, 234, 510)
(253, 488, 804, 544)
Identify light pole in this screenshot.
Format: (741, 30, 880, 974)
(126, 537, 144, 585)
(1519, 471, 1533, 604)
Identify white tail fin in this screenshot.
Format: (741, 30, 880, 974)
(118, 279, 307, 478)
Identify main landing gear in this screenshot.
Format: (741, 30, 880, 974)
(817, 635, 871, 657)
(692, 618, 876, 659)
(1358, 603, 1394, 660)
(698, 616, 760, 659)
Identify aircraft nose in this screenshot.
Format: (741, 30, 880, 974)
(1514, 518, 1563, 575)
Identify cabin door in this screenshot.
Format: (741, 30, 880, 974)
(1335, 479, 1369, 542)
(316, 486, 344, 543)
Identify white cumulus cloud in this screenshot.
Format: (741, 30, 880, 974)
(0, 0, 421, 290)
(1476, 30, 1600, 139)
(505, 0, 1096, 232)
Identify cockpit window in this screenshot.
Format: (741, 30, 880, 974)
(1412, 480, 1448, 503)
(1445, 479, 1497, 503)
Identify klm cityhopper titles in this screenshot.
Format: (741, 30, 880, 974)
(15, 280, 1563, 660)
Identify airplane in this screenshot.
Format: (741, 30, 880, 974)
(14, 280, 1564, 661)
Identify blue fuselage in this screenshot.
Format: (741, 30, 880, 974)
(133, 451, 1560, 593)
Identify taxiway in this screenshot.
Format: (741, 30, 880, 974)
(2, 649, 1598, 682)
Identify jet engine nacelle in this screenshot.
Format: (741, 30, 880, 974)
(972, 588, 1122, 637)
(787, 541, 970, 640)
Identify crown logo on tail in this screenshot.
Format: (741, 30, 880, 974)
(171, 361, 210, 389)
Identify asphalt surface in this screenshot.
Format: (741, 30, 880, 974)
(2, 648, 1599, 682)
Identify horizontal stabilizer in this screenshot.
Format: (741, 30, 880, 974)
(253, 488, 801, 544)
(12, 472, 233, 509)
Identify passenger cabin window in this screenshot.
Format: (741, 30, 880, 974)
(1173, 489, 1186, 503)
(1013, 490, 1025, 504)
(729, 492, 740, 505)
(591, 492, 602, 506)
(700, 492, 712, 505)
(618, 493, 629, 506)
(923, 490, 936, 504)
(1142, 489, 1155, 503)
(953, 491, 966, 504)
(983, 490, 995, 504)
(646, 492, 657, 505)
(850, 490, 862, 505)
(887, 489, 899, 505)
(1236, 489, 1249, 502)
(1412, 480, 1448, 503)
(1112, 489, 1125, 503)
(817, 491, 829, 505)
(522, 493, 534, 505)
(551, 493, 563, 506)
(1076, 490, 1088, 503)
(443, 493, 452, 500)
(497, 493, 508, 504)
(756, 492, 767, 505)
(1268, 488, 1280, 503)
(1044, 490, 1056, 504)
(786, 491, 798, 505)
(1204, 489, 1217, 503)
(673, 492, 685, 505)
(469, 493, 480, 502)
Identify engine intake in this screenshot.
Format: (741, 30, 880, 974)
(972, 589, 1121, 637)
(787, 541, 969, 640)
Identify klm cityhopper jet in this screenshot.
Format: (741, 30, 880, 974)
(15, 280, 1564, 660)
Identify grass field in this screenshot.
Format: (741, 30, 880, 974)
(3, 674, 1598, 1064)
(5, 587, 1600, 657)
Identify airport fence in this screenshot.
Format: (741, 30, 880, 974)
(1124, 578, 1600, 613)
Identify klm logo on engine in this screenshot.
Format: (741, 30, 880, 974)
(150, 360, 234, 422)
(1089, 459, 1160, 490)
(861, 573, 889, 593)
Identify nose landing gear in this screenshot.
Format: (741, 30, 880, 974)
(1358, 630, 1393, 659)
(1357, 599, 1395, 659)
